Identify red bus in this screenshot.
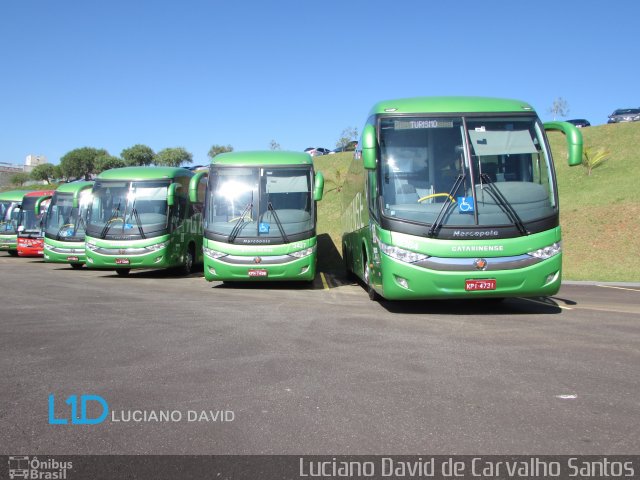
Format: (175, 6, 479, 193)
(17, 190, 55, 257)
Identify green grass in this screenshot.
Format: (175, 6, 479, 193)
(317, 122, 640, 282)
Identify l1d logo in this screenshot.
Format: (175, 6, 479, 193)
(48, 394, 109, 425)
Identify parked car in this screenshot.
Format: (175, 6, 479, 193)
(566, 119, 591, 128)
(607, 108, 640, 124)
(304, 147, 331, 157)
(330, 140, 358, 154)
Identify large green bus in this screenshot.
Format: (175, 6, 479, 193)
(0, 190, 30, 256)
(43, 181, 94, 268)
(197, 151, 324, 282)
(341, 97, 583, 301)
(84, 166, 206, 276)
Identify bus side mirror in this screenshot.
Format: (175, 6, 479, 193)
(73, 184, 94, 208)
(34, 196, 51, 216)
(313, 171, 324, 201)
(361, 124, 377, 170)
(543, 121, 583, 167)
(167, 183, 181, 207)
(189, 171, 208, 203)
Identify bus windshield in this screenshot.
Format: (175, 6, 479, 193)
(44, 191, 91, 241)
(0, 201, 21, 234)
(87, 180, 170, 239)
(205, 166, 313, 242)
(379, 115, 556, 230)
(18, 197, 50, 234)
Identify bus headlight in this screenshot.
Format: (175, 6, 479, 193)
(378, 240, 428, 263)
(146, 241, 170, 252)
(528, 241, 562, 259)
(289, 245, 316, 259)
(203, 246, 226, 259)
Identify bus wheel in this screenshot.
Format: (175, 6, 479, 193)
(70, 263, 83, 269)
(116, 268, 130, 277)
(363, 255, 379, 301)
(8, 250, 18, 257)
(179, 245, 194, 276)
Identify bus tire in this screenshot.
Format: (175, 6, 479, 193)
(116, 268, 130, 277)
(8, 250, 18, 257)
(363, 251, 380, 301)
(70, 263, 83, 269)
(179, 244, 195, 276)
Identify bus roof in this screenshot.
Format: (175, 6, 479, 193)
(211, 151, 314, 167)
(368, 96, 536, 116)
(54, 181, 94, 194)
(22, 190, 55, 198)
(96, 166, 194, 181)
(0, 190, 33, 202)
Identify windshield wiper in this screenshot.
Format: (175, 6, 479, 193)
(130, 207, 146, 239)
(479, 173, 528, 235)
(267, 202, 289, 243)
(427, 174, 465, 238)
(228, 200, 253, 243)
(100, 202, 121, 239)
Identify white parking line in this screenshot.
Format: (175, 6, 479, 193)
(596, 284, 640, 293)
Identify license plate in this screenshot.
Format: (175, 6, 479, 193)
(115, 258, 130, 265)
(67, 256, 79, 262)
(465, 279, 496, 291)
(248, 269, 268, 277)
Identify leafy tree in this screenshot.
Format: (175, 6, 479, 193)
(208, 144, 233, 159)
(59, 147, 108, 180)
(30, 163, 57, 184)
(121, 144, 155, 166)
(154, 147, 193, 167)
(10, 172, 30, 186)
(582, 146, 610, 176)
(269, 140, 281, 151)
(95, 155, 126, 174)
(336, 127, 359, 150)
(52, 165, 63, 181)
(548, 97, 570, 120)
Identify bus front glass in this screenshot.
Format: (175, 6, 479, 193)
(0, 201, 20, 235)
(87, 180, 170, 239)
(44, 191, 91, 242)
(379, 115, 556, 232)
(205, 166, 314, 242)
(18, 196, 49, 234)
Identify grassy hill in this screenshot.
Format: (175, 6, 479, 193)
(316, 122, 640, 282)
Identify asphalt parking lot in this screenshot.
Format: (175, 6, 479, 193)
(1, 255, 639, 455)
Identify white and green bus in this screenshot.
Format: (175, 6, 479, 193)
(342, 97, 583, 301)
(85, 166, 206, 276)
(43, 181, 93, 268)
(197, 151, 324, 282)
(0, 190, 30, 256)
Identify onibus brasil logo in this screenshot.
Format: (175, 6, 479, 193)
(7, 456, 73, 479)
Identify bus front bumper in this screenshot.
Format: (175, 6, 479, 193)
(374, 253, 562, 300)
(204, 254, 316, 282)
(43, 242, 86, 264)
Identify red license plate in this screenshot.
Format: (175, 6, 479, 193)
(67, 256, 79, 262)
(248, 269, 268, 277)
(115, 258, 130, 265)
(465, 279, 496, 291)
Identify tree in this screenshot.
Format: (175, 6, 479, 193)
(548, 97, 570, 120)
(59, 147, 108, 181)
(154, 147, 193, 167)
(30, 163, 57, 184)
(269, 140, 281, 151)
(121, 144, 155, 166)
(10, 172, 30, 186)
(582, 146, 610, 176)
(208, 144, 233, 159)
(94, 154, 126, 174)
(336, 127, 359, 150)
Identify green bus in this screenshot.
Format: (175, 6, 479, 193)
(85, 166, 206, 276)
(0, 190, 31, 256)
(43, 181, 94, 268)
(197, 151, 324, 282)
(341, 96, 583, 301)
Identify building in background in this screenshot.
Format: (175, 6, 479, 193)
(24, 154, 48, 173)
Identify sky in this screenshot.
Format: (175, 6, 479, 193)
(1, 0, 638, 166)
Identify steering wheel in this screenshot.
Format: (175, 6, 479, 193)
(227, 215, 253, 223)
(418, 193, 456, 203)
